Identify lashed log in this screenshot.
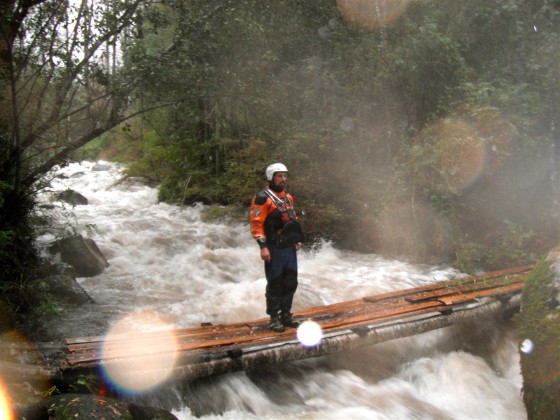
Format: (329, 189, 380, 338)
(53, 264, 532, 385)
(70, 294, 520, 387)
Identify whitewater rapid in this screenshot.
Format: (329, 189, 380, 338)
(37, 161, 527, 419)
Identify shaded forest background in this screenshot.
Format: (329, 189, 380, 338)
(2, 0, 560, 295)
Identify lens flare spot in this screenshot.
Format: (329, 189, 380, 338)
(101, 312, 178, 394)
(468, 106, 514, 177)
(520, 338, 534, 354)
(0, 331, 50, 410)
(0, 377, 14, 420)
(297, 321, 323, 347)
(337, 0, 411, 31)
(340, 117, 355, 132)
(414, 118, 487, 193)
(378, 199, 453, 260)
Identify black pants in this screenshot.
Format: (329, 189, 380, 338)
(264, 243, 298, 316)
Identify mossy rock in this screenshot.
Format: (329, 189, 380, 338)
(517, 260, 560, 418)
(42, 394, 178, 419)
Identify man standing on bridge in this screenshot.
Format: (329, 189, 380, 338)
(250, 163, 305, 332)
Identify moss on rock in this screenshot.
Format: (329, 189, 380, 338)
(517, 259, 560, 419)
(39, 394, 178, 419)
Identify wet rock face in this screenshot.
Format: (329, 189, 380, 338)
(518, 253, 560, 419)
(49, 235, 109, 277)
(42, 275, 95, 304)
(545, 245, 560, 306)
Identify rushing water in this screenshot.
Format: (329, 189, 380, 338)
(37, 161, 526, 419)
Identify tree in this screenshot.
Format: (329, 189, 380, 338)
(0, 0, 150, 282)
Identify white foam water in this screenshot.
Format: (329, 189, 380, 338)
(37, 161, 527, 419)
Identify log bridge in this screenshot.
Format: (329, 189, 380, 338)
(55, 264, 534, 386)
(0, 265, 533, 388)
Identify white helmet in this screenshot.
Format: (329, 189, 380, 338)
(265, 163, 288, 181)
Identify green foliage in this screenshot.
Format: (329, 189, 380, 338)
(69, 374, 102, 394)
(122, 128, 169, 185)
(72, 136, 114, 162)
(454, 220, 536, 273)
(159, 146, 267, 207)
(44, 386, 60, 398)
(406, 118, 486, 194)
(0, 275, 64, 320)
(387, 21, 470, 123)
(519, 260, 555, 329)
(0, 184, 39, 291)
(494, 221, 536, 265)
(454, 239, 487, 274)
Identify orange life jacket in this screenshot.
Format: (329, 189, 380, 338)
(250, 187, 296, 241)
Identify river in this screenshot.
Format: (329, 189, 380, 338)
(37, 161, 526, 419)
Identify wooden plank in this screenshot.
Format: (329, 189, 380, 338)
(65, 321, 258, 346)
(405, 277, 525, 303)
(436, 283, 524, 305)
(361, 264, 532, 303)
(66, 321, 265, 354)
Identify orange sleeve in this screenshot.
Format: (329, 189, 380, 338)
(250, 194, 274, 239)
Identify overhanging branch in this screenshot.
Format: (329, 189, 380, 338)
(22, 99, 182, 187)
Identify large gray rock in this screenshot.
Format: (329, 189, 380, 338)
(92, 162, 111, 171)
(49, 235, 109, 277)
(55, 188, 88, 205)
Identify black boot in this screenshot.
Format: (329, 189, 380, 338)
(266, 294, 284, 332)
(280, 311, 300, 328)
(280, 293, 299, 328)
(268, 315, 285, 332)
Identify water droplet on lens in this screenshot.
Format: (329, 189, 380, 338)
(340, 117, 354, 132)
(297, 320, 323, 347)
(520, 338, 534, 354)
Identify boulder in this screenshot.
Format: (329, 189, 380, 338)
(55, 189, 88, 206)
(42, 275, 94, 304)
(49, 235, 109, 277)
(546, 244, 560, 290)
(546, 250, 560, 309)
(92, 162, 111, 171)
(18, 394, 178, 420)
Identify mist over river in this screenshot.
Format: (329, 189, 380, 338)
(37, 161, 526, 419)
